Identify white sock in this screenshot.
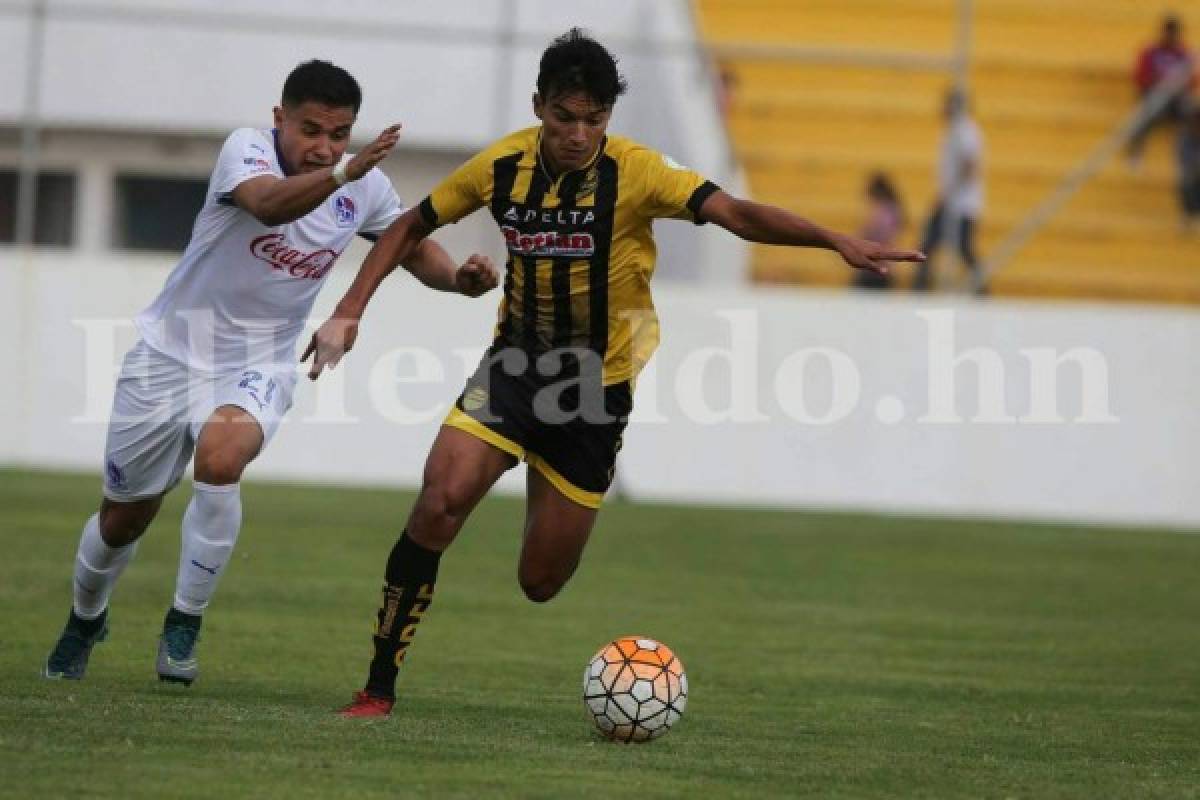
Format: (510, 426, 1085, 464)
(73, 513, 137, 620)
(173, 481, 242, 615)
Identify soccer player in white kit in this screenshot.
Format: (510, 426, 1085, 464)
(43, 60, 498, 685)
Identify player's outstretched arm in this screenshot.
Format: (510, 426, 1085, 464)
(696, 190, 925, 276)
(302, 207, 433, 379)
(402, 240, 499, 297)
(232, 124, 402, 227)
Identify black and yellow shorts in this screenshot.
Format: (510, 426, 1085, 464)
(443, 345, 632, 509)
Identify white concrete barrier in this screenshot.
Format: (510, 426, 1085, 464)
(2, 250, 1197, 529)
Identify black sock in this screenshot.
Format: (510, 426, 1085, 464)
(68, 607, 107, 637)
(364, 530, 441, 699)
(164, 607, 202, 629)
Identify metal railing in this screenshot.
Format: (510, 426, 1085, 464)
(975, 63, 1196, 289)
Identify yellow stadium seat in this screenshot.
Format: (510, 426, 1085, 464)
(694, 0, 1200, 304)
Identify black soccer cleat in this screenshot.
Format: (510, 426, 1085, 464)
(44, 609, 109, 680)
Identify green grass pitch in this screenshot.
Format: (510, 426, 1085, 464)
(1, 468, 1198, 798)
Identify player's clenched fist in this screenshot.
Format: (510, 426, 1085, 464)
(455, 254, 500, 297)
(346, 123, 402, 182)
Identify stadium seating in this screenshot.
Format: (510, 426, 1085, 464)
(694, 0, 1200, 303)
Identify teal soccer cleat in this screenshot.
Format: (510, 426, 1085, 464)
(44, 610, 109, 680)
(157, 608, 202, 685)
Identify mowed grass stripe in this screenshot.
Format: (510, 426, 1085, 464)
(1, 468, 1197, 798)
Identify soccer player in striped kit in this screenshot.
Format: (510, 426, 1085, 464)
(305, 31, 924, 716)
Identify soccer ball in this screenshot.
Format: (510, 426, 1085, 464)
(582, 636, 688, 742)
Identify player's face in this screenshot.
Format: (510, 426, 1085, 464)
(533, 91, 611, 175)
(272, 102, 356, 175)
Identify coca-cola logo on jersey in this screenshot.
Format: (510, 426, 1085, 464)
(250, 234, 340, 280)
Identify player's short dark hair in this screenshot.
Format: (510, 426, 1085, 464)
(537, 28, 628, 108)
(282, 60, 362, 113)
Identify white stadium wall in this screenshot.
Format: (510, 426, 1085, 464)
(2, 250, 1197, 530)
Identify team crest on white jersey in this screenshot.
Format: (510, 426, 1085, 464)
(334, 195, 357, 228)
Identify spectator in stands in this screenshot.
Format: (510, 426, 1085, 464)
(1128, 13, 1195, 166)
(853, 172, 906, 290)
(1179, 103, 1200, 232)
(715, 62, 738, 124)
(915, 88, 985, 294)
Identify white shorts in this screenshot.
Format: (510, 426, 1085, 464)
(102, 339, 298, 502)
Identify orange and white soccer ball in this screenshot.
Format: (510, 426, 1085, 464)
(582, 636, 687, 742)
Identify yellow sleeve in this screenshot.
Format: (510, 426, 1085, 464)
(417, 149, 493, 227)
(627, 146, 720, 223)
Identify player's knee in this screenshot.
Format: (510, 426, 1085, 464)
(193, 449, 246, 486)
(519, 576, 562, 603)
(517, 564, 568, 603)
(98, 505, 154, 546)
(408, 487, 472, 550)
(415, 481, 475, 527)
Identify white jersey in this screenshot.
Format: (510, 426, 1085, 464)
(136, 127, 405, 372)
(938, 114, 984, 218)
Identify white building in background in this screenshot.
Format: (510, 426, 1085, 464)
(0, 0, 744, 281)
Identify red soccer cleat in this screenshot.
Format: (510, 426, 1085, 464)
(338, 690, 394, 718)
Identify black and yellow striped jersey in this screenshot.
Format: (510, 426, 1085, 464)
(417, 126, 719, 385)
